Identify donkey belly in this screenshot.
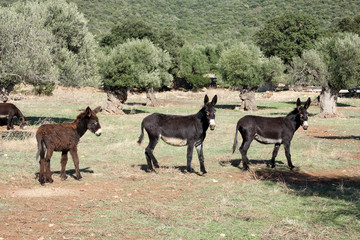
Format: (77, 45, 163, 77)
(160, 135, 187, 147)
(254, 134, 282, 144)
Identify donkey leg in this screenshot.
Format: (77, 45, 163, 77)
(7, 115, 13, 130)
(270, 144, 281, 168)
(186, 144, 194, 172)
(60, 151, 69, 180)
(284, 142, 295, 170)
(39, 150, 46, 184)
(70, 148, 82, 180)
(239, 139, 252, 170)
(145, 136, 159, 172)
(195, 143, 206, 174)
(45, 148, 54, 183)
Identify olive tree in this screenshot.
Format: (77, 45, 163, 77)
(219, 42, 285, 110)
(0, 0, 100, 100)
(99, 38, 173, 114)
(289, 32, 360, 117)
(0, 5, 58, 100)
(255, 14, 321, 64)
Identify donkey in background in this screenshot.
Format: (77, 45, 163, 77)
(36, 106, 102, 184)
(233, 98, 311, 170)
(138, 95, 217, 174)
(0, 103, 27, 130)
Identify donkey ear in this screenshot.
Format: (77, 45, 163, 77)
(304, 97, 311, 109)
(211, 95, 217, 106)
(85, 106, 92, 117)
(204, 95, 209, 105)
(93, 106, 102, 114)
(296, 98, 301, 109)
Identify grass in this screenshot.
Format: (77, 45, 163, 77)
(0, 88, 360, 239)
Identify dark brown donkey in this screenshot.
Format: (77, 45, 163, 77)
(0, 103, 27, 130)
(36, 106, 102, 184)
(138, 95, 217, 174)
(233, 98, 311, 170)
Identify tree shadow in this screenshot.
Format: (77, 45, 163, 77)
(253, 168, 360, 222)
(315, 135, 360, 141)
(257, 105, 278, 110)
(125, 102, 146, 106)
(269, 112, 317, 117)
(123, 109, 148, 114)
(34, 167, 94, 180)
(25, 116, 74, 125)
(216, 104, 239, 110)
(133, 164, 204, 176)
(219, 159, 284, 170)
(1, 130, 34, 140)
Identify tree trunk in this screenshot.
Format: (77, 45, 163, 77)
(103, 88, 128, 115)
(239, 90, 257, 111)
(318, 87, 338, 118)
(146, 88, 159, 107)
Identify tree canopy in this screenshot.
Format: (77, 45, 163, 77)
(0, 0, 100, 95)
(100, 38, 173, 91)
(255, 13, 321, 64)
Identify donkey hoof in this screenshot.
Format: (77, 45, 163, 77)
(289, 165, 295, 170)
(271, 165, 276, 168)
(60, 175, 68, 180)
(46, 178, 54, 183)
(39, 177, 45, 185)
(146, 168, 154, 173)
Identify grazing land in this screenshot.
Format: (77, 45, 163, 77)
(0, 87, 359, 239)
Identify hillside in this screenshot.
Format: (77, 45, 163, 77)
(2, 0, 360, 44)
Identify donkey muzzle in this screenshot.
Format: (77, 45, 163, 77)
(95, 128, 102, 136)
(302, 121, 309, 130)
(209, 119, 216, 130)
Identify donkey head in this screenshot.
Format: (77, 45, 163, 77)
(296, 98, 311, 130)
(84, 106, 102, 136)
(19, 117, 27, 130)
(204, 95, 218, 130)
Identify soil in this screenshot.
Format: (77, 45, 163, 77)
(0, 87, 359, 239)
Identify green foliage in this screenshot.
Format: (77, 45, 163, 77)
(100, 38, 173, 90)
(0, 0, 100, 94)
(99, 18, 185, 59)
(66, 0, 359, 45)
(218, 42, 267, 89)
(263, 56, 288, 85)
(99, 19, 158, 48)
(185, 74, 211, 89)
(0, 4, 58, 91)
(32, 82, 56, 96)
(255, 13, 322, 64)
(289, 32, 360, 91)
(336, 15, 360, 35)
(176, 44, 211, 78)
(41, 0, 100, 87)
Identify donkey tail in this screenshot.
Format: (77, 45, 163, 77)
(232, 121, 240, 153)
(137, 121, 144, 144)
(36, 136, 46, 160)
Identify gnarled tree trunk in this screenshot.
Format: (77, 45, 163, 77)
(103, 88, 128, 115)
(146, 88, 159, 107)
(239, 89, 257, 111)
(318, 87, 338, 118)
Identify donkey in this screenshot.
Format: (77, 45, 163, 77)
(0, 103, 27, 130)
(36, 106, 102, 184)
(138, 95, 217, 174)
(232, 98, 311, 170)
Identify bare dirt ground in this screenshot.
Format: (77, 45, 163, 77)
(1, 87, 359, 239)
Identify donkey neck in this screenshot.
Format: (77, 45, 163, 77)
(285, 109, 301, 132)
(73, 118, 89, 137)
(196, 107, 209, 130)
